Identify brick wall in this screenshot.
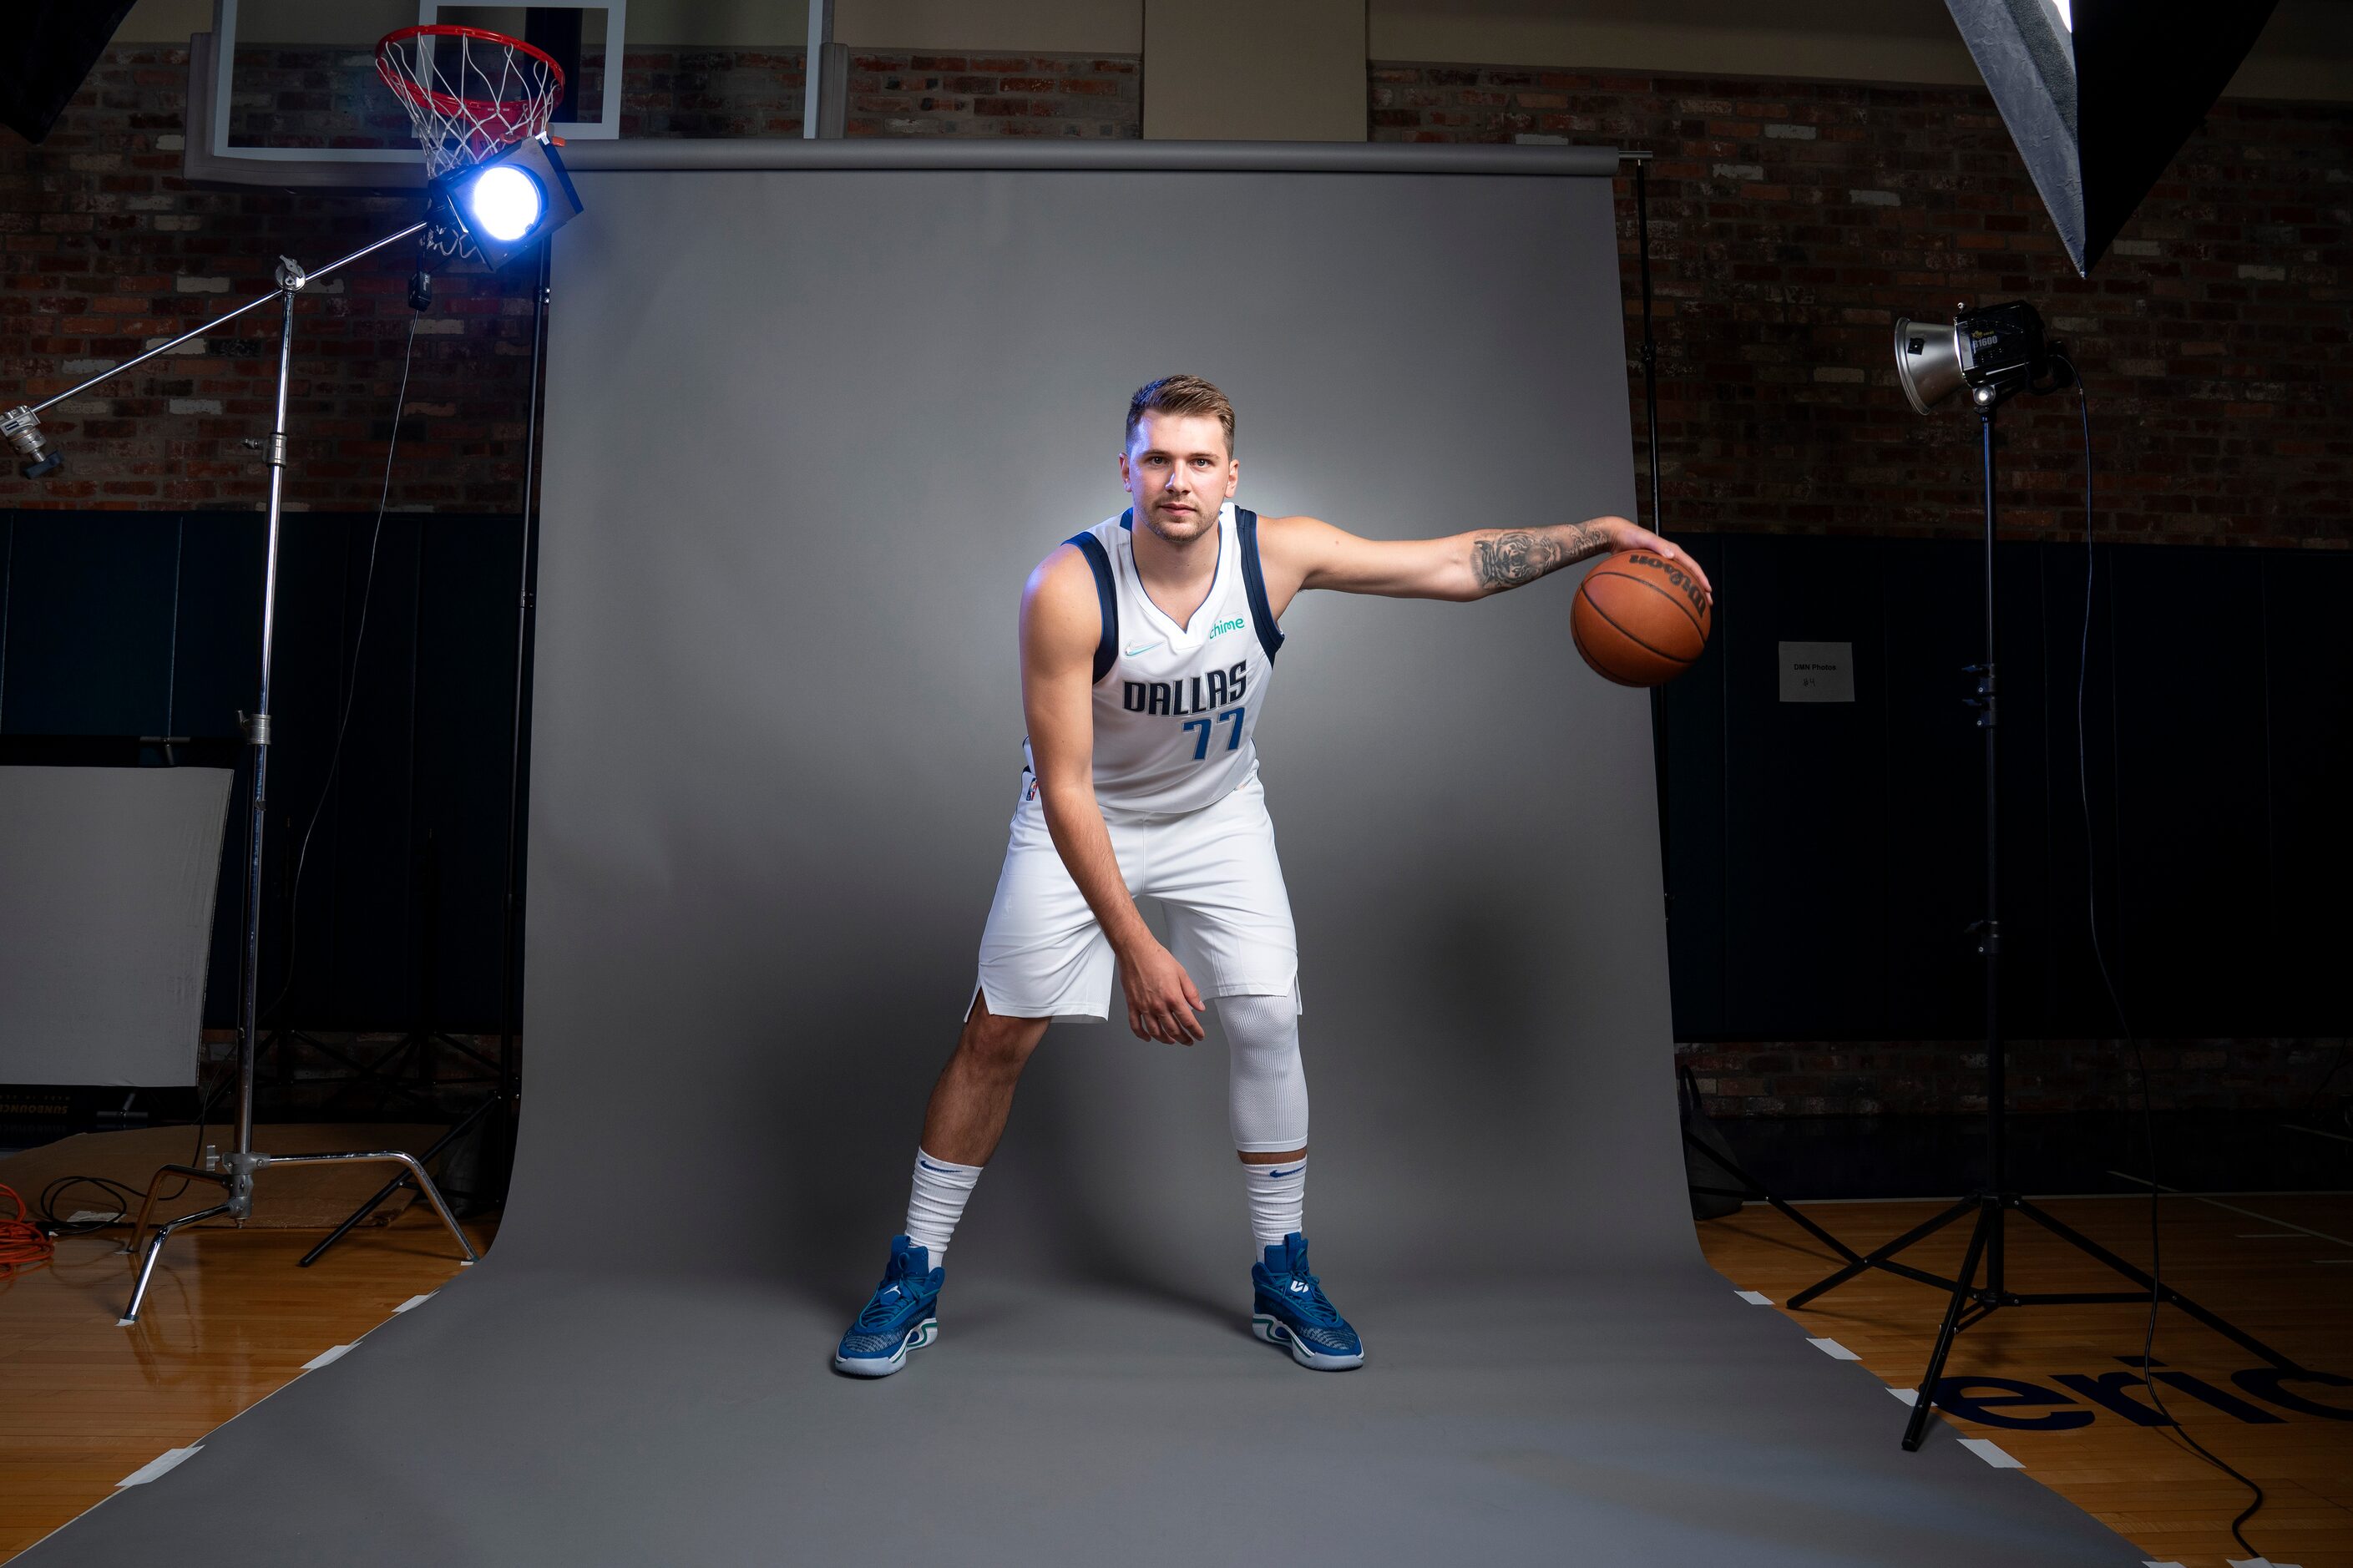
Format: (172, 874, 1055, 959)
(1369, 65, 2353, 1117)
(7, 46, 2345, 1115)
(0, 44, 1138, 513)
(1373, 65, 2353, 553)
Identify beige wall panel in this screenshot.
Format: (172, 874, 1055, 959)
(1371, 3, 1978, 85)
(117, 0, 212, 43)
(840, 0, 1141, 52)
(1370, 0, 2352, 102)
(112, 0, 1138, 51)
(104, 0, 2353, 104)
(1145, 0, 1366, 139)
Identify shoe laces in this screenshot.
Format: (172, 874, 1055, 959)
(857, 1273, 920, 1328)
(1274, 1268, 1343, 1327)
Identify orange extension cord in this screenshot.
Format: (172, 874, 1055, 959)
(0, 1184, 55, 1278)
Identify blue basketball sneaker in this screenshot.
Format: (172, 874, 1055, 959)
(832, 1236, 941, 1378)
(1250, 1232, 1364, 1370)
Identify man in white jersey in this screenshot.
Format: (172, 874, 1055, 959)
(834, 375, 1712, 1376)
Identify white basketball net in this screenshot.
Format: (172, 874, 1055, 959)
(376, 28, 564, 182)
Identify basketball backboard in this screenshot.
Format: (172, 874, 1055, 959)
(186, 0, 622, 188)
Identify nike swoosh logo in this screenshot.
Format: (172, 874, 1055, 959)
(1124, 640, 1161, 657)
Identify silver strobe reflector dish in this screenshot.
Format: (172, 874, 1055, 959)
(1894, 317, 1965, 415)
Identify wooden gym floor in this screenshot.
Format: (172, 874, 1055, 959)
(1, 1196, 2345, 1565)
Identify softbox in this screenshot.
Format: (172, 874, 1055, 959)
(1943, 0, 2280, 274)
(0, 2, 141, 144)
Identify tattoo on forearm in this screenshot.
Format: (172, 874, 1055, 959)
(1471, 523, 1610, 593)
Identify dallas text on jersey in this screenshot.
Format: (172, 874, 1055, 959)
(1121, 661, 1250, 716)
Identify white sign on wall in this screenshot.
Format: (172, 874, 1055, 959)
(1779, 641, 1856, 703)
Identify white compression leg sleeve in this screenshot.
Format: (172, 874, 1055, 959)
(903, 1148, 982, 1266)
(1220, 989, 1310, 1252)
(1220, 989, 1308, 1155)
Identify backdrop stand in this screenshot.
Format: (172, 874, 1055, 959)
(1785, 386, 2303, 1449)
(303, 235, 554, 1264)
(1631, 154, 1855, 1266)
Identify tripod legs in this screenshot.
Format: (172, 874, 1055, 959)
(298, 1096, 503, 1268)
(1680, 1128, 1868, 1267)
(2010, 1197, 2303, 1373)
(1789, 1189, 2309, 1449)
(1787, 1195, 1977, 1308)
(118, 1151, 478, 1326)
(1902, 1198, 1995, 1450)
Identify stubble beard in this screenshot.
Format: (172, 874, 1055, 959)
(1141, 497, 1217, 546)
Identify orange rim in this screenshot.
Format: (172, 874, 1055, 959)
(376, 23, 566, 133)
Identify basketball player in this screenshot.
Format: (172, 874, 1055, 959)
(834, 375, 1711, 1376)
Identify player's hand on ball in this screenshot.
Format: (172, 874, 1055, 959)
(1597, 516, 1713, 604)
(1119, 938, 1205, 1044)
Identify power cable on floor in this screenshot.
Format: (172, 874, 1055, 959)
(0, 1184, 54, 1277)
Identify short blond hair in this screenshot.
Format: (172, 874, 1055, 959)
(1126, 374, 1234, 455)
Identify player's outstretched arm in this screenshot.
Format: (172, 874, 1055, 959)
(1020, 548, 1207, 1045)
(1257, 513, 1712, 609)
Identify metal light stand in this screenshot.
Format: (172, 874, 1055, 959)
(1785, 377, 2303, 1449)
(18, 220, 487, 1325)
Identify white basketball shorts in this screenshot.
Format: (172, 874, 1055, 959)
(973, 767, 1301, 1022)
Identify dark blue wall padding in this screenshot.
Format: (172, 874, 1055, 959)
(1658, 534, 2352, 1042)
(0, 508, 524, 1035)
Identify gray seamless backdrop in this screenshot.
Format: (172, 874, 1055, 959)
(503, 166, 1688, 1283)
(27, 156, 2138, 1566)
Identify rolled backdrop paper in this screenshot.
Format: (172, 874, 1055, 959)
(21, 151, 2139, 1568)
(506, 165, 1683, 1282)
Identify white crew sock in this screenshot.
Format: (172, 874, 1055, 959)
(903, 1148, 982, 1266)
(1242, 1156, 1307, 1256)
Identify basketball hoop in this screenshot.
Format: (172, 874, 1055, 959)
(377, 23, 566, 181)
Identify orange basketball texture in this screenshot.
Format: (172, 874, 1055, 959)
(1571, 550, 1713, 687)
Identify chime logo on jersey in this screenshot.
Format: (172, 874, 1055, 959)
(1122, 660, 1249, 717)
(1209, 615, 1246, 640)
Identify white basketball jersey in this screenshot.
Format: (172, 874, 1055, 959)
(1024, 500, 1284, 817)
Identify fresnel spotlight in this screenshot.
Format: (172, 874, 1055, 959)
(428, 134, 583, 269)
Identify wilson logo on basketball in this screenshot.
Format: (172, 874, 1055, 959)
(1571, 550, 1714, 689)
(1627, 553, 1708, 613)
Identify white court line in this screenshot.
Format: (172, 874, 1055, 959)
(393, 1292, 436, 1313)
(117, 1447, 201, 1487)
(2228, 1558, 2303, 1567)
(302, 1345, 354, 1371)
(1807, 1337, 1861, 1361)
(1733, 1289, 1773, 1305)
(1887, 1387, 1918, 1405)
(1957, 1437, 2022, 1468)
(2103, 1172, 2353, 1249)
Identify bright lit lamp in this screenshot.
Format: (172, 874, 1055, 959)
(466, 164, 544, 243)
(429, 135, 582, 267)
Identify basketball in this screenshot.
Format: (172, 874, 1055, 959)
(1571, 549, 1713, 686)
